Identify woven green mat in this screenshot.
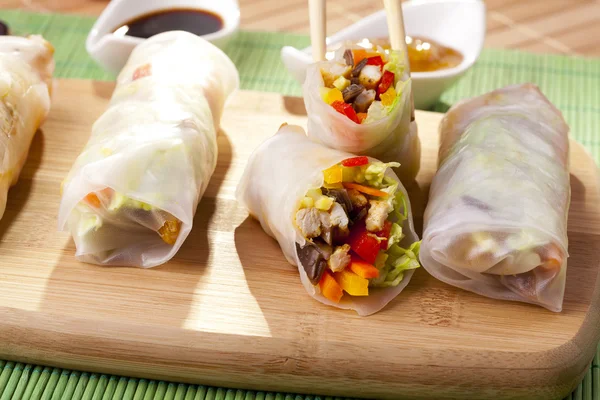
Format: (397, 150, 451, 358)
(0, 8, 599, 400)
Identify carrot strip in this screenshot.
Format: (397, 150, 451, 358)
(319, 270, 343, 303)
(84, 193, 101, 208)
(158, 219, 182, 245)
(342, 182, 388, 198)
(349, 255, 380, 279)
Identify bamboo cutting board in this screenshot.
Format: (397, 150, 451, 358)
(1, 79, 599, 400)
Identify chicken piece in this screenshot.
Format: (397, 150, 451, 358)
(366, 200, 392, 232)
(329, 202, 349, 231)
(353, 89, 376, 113)
(320, 63, 352, 87)
(319, 210, 333, 244)
(296, 207, 323, 238)
(328, 244, 351, 272)
(347, 188, 368, 209)
(358, 65, 383, 90)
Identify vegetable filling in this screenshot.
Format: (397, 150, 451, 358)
(319, 46, 406, 125)
(294, 157, 421, 303)
(79, 188, 182, 245)
(452, 229, 565, 299)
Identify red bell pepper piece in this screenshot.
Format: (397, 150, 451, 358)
(366, 56, 385, 70)
(341, 156, 369, 167)
(376, 220, 393, 250)
(377, 70, 395, 97)
(331, 101, 360, 124)
(347, 219, 381, 264)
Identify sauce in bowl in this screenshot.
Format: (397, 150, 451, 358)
(113, 8, 224, 39)
(331, 36, 464, 73)
(0, 21, 8, 36)
(407, 36, 463, 72)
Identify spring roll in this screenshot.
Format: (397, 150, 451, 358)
(420, 84, 570, 311)
(237, 124, 421, 315)
(58, 31, 238, 267)
(0, 35, 54, 218)
(303, 43, 420, 182)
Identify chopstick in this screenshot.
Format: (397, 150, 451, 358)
(383, 0, 406, 51)
(308, 0, 326, 62)
(383, 0, 409, 70)
(383, 0, 414, 119)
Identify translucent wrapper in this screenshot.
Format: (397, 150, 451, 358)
(0, 35, 54, 219)
(421, 84, 570, 311)
(58, 31, 239, 267)
(236, 124, 419, 315)
(303, 46, 420, 182)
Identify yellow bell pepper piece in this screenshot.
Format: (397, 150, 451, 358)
(323, 164, 343, 184)
(306, 187, 322, 200)
(341, 166, 356, 182)
(333, 76, 350, 91)
(320, 87, 344, 105)
(334, 269, 369, 296)
(380, 86, 397, 107)
(300, 196, 314, 208)
(315, 195, 334, 211)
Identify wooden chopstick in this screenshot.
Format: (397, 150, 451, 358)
(383, 0, 406, 51)
(383, 0, 410, 73)
(308, 0, 326, 62)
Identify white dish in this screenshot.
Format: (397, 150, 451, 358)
(281, 0, 486, 109)
(86, 0, 240, 75)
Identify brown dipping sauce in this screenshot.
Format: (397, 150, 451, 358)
(353, 36, 463, 73)
(113, 8, 223, 39)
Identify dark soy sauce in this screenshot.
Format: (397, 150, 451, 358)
(0, 21, 9, 36)
(113, 8, 224, 39)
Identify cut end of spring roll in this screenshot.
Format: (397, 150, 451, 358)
(303, 41, 421, 182)
(421, 84, 570, 312)
(82, 188, 182, 246)
(236, 124, 422, 316)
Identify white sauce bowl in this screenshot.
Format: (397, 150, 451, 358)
(86, 0, 240, 75)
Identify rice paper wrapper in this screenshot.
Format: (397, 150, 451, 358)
(58, 31, 239, 267)
(421, 84, 570, 311)
(0, 35, 54, 219)
(236, 124, 419, 316)
(303, 55, 420, 182)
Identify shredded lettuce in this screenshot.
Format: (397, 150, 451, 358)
(108, 192, 153, 212)
(387, 223, 404, 249)
(388, 188, 408, 223)
(375, 251, 388, 269)
(364, 101, 387, 123)
(364, 162, 401, 188)
(371, 240, 421, 288)
(76, 208, 103, 236)
(383, 50, 406, 79)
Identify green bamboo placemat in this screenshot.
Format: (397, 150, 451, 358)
(0, 8, 599, 400)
